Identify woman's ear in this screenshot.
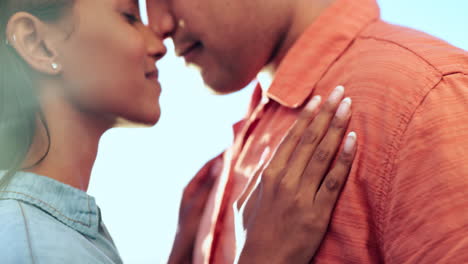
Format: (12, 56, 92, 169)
(6, 12, 62, 75)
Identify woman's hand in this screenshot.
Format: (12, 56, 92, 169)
(234, 86, 357, 264)
(168, 156, 221, 264)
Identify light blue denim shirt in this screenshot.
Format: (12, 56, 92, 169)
(0, 171, 123, 264)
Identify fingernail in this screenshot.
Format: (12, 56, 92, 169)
(344, 132, 357, 154)
(305, 95, 321, 111)
(328, 85, 345, 104)
(335, 97, 352, 118)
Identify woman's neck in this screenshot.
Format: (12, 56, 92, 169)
(24, 82, 112, 192)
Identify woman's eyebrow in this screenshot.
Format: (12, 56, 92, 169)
(121, 0, 139, 8)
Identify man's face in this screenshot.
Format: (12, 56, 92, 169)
(149, 0, 287, 94)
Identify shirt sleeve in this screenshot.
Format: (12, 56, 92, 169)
(383, 73, 468, 263)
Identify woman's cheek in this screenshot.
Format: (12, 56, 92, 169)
(60, 23, 149, 118)
(123, 28, 147, 62)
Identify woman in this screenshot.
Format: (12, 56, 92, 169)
(0, 0, 356, 263)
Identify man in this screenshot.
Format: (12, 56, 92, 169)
(148, 0, 468, 263)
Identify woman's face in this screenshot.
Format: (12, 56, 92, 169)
(57, 0, 165, 126)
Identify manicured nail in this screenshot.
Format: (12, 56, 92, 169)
(336, 97, 352, 118)
(328, 85, 345, 104)
(305, 95, 321, 111)
(344, 132, 357, 154)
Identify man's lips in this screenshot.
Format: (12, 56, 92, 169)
(175, 41, 202, 57)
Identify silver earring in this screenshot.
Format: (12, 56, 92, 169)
(5, 35, 15, 46)
(51, 62, 59, 70)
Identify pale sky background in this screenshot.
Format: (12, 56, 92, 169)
(87, 1, 468, 263)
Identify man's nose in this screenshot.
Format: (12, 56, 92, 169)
(146, 0, 175, 39)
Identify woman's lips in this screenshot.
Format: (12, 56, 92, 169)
(145, 70, 159, 80)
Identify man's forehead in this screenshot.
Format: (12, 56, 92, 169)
(145, 0, 172, 23)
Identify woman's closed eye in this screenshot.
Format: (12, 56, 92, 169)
(122, 12, 140, 25)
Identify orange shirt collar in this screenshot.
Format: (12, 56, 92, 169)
(267, 0, 380, 108)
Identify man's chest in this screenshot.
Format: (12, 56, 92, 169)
(198, 79, 404, 263)
(232, 103, 299, 185)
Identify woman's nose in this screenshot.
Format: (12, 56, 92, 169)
(142, 25, 167, 61)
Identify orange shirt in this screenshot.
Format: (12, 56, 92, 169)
(193, 0, 468, 263)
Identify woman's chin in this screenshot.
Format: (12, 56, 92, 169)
(113, 109, 161, 128)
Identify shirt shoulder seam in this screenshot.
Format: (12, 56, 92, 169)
(442, 72, 468, 77)
(375, 74, 447, 249)
(18, 202, 36, 264)
(357, 35, 444, 76)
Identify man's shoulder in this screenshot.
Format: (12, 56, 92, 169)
(358, 20, 468, 76)
(329, 20, 468, 108)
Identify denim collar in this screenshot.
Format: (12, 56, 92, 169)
(0, 171, 100, 239)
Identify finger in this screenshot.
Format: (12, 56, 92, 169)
(182, 156, 219, 200)
(268, 95, 322, 169)
(183, 165, 211, 197)
(299, 97, 352, 195)
(179, 169, 216, 218)
(180, 174, 215, 214)
(314, 132, 357, 215)
(279, 86, 346, 190)
(194, 178, 216, 210)
(262, 95, 321, 187)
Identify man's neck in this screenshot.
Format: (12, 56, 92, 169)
(258, 0, 337, 90)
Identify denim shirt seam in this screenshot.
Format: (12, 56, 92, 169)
(18, 201, 36, 264)
(0, 190, 91, 227)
